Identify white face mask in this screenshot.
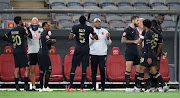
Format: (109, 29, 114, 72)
(48, 31, 52, 36)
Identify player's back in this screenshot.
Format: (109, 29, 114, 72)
(9, 26, 27, 54)
(72, 24, 93, 47)
(143, 30, 155, 54)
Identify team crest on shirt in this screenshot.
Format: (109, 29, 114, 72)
(25, 30, 28, 34)
(101, 32, 104, 35)
(38, 31, 41, 33)
(123, 32, 126, 36)
(46, 35, 50, 39)
(34, 34, 38, 38)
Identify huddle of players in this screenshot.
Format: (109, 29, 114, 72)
(2, 16, 56, 92)
(121, 14, 169, 92)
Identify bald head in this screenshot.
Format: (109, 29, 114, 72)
(31, 17, 39, 25)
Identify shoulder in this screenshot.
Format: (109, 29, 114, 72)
(101, 28, 108, 32)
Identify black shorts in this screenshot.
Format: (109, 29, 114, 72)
(29, 53, 38, 65)
(72, 46, 89, 68)
(125, 49, 140, 65)
(37, 53, 52, 71)
(14, 53, 28, 68)
(140, 53, 156, 67)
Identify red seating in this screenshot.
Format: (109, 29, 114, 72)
(86, 62, 101, 82)
(106, 47, 126, 81)
(0, 46, 15, 82)
(64, 46, 82, 81)
(130, 66, 136, 81)
(48, 46, 63, 81)
(159, 55, 170, 82)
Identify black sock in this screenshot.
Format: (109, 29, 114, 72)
(135, 72, 139, 86)
(145, 78, 151, 89)
(24, 77, 29, 85)
(80, 73, 86, 89)
(137, 73, 144, 88)
(70, 73, 75, 88)
(15, 78, 19, 85)
(153, 72, 165, 87)
(39, 73, 44, 89)
(125, 71, 131, 88)
(44, 71, 51, 88)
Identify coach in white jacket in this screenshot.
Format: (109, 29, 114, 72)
(89, 18, 112, 91)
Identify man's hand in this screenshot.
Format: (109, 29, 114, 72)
(106, 33, 110, 40)
(51, 39, 56, 43)
(148, 58, 152, 65)
(25, 22, 29, 28)
(90, 36, 95, 40)
(134, 40, 140, 44)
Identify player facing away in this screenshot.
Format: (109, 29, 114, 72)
(2, 16, 32, 91)
(121, 16, 141, 92)
(66, 15, 98, 92)
(38, 22, 56, 92)
(135, 19, 169, 92)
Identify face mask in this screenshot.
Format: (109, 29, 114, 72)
(48, 31, 52, 36)
(31, 24, 39, 31)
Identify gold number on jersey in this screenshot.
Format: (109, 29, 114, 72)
(12, 35, 22, 47)
(140, 58, 144, 63)
(79, 33, 85, 43)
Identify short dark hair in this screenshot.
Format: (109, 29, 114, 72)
(158, 14, 164, 17)
(143, 19, 151, 29)
(151, 20, 158, 27)
(131, 15, 139, 22)
(14, 16, 21, 24)
(42, 22, 48, 27)
(79, 15, 86, 24)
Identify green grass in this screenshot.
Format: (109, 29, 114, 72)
(0, 90, 180, 98)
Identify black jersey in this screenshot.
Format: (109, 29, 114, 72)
(122, 26, 139, 49)
(156, 25, 163, 34)
(39, 30, 55, 54)
(151, 28, 163, 53)
(71, 24, 96, 47)
(3, 26, 32, 54)
(143, 30, 155, 58)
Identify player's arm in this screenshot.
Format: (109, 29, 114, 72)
(24, 22, 32, 39)
(156, 34, 163, 57)
(121, 32, 139, 44)
(89, 34, 95, 46)
(105, 32, 112, 46)
(2, 31, 13, 43)
(46, 35, 56, 45)
(139, 38, 144, 53)
(69, 26, 76, 40)
(90, 27, 98, 40)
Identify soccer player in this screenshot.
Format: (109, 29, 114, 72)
(27, 17, 43, 91)
(156, 14, 164, 34)
(66, 15, 98, 92)
(136, 19, 169, 92)
(121, 16, 140, 92)
(137, 18, 144, 53)
(89, 18, 112, 91)
(2, 16, 32, 91)
(38, 22, 56, 92)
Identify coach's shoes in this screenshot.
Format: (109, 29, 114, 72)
(44, 87, 53, 92)
(66, 88, 73, 92)
(79, 88, 86, 92)
(15, 85, 20, 91)
(24, 85, 29, 91)
(145, 89, 153, 92)
(132, 87, 141, 92)
(125, 88, 132, 92)
(162, 86, 169, 92)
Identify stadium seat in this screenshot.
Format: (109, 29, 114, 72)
(64, 46, 82, 81)
(109, 22, 126, 30)
(162, 21, 176, 29)
(150, 0, 165, 7)
(98, 0, 115, 7)
(152, 5, 169, 10)
(86, 63, 101, 82)
(68, 5, 83, 9)
(58, 22, 77, 30)
(55, 15, 72, 23)
(132, 0, 148, 6)
(119, 5, 134, 10)
(0, 22, 2, 29)
(88, 14, 105, 23)
(159, 55, 170, 82)
(0, 46, 15, 82)
(106, 15, 123, 23)
(82, 0, 97, 6)
(102, 5, 118, 10)
(169, 4, 180, 10)
(48, 46, 63, 81)
(130, 66, 136, 81)
(164, 15, 173, 21)
(66, 0, 81, 7)
(100, 22, 109, 30)
(134, 5, 150, 10)
(116, 0, 131, 6)
(106, 47, 126, 81)
(165, 0, 179, 6)
(50, 0, 66, 9)
(84, 6, 100, 10)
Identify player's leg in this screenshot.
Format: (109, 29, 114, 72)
(134, 54, 141, 87)
(134, 64, 140, 87)
(24, 66, 29, 91)
(125, 61, 133, 89)
(39, 71, 45, 90)
(98, 56, 106, 91)
(136, 65, 146, 90)
(90, 55, 98, 90)
(14, 67, 20, 91)
(144, 68, 151, 91)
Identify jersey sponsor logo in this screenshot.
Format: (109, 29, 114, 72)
(46, 35, 50, 39)
(123, 32, 126, 36)
(38, 31, 41, 33)
(113, 50, 119, 55)
(34, 34, 38, 38)
(102, 32, 104, 35)
(70, 50, 74, 54)
(25, 30, 28, 34)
